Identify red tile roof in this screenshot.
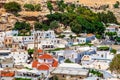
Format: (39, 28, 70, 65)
(32, 60, 39, 68)
(0, 71, 15, 77)
(87, 33, 94, 37)
(32, 54, 58, 70)
(37, 64, 49, 70)
(39, 53, 53, 60)
(38, 49, 43, 53)
(52, 58, 58, 67)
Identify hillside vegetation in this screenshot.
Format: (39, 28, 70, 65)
(2, 1, 118, 36)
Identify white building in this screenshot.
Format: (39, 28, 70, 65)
(5, 30, 18, 36)
(9, 51, 28, 65)
(0, 32, 5, 42)
(117, 29, 120, 37)
(106, 24, 119, 32)
(51, 63, 89, 79)
(76, 37, 87, 44)
(27, 38, 67, 49)
(32, 30, 56, 39)
(0, 58, 14, 68)
(61, 29, 77, 38)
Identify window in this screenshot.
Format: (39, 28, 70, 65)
(72, 54, 74, 58)
(15, 45, 17, 47)
(101, 54, 103, 57)
(5, 39, 7, 42)
(6, 65, 8, 67)
(44, 59, 46, 62)
(57, 40, 59, 43)
(9, 39, 11, 42)
(46, 34, 49, 36)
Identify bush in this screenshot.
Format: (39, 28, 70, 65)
(24, 4, 41, 11)
(16, 78, 31, 80)
(89, 69, 103, 77)
(110, 49, 117, 54)
(14, 13, 21, 17)
(113, 1, 119, 8)
(64, 58, 73, 63)
(14, 21, 31, 36)
(58, 35, 65, 38)
(50, 20, 59, 29)
(34, 4, 41, 11)
(4, 2, 21, 12)
(97, 46, 109, 51)
(53, 75, 59, 80)
(116, 37, 120, 42)
(24, 4, 34, 11)
(34, 22, 43, 30)
(96, 34, 102, 39)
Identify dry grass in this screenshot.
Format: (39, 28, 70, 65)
(65, 0, 118, 6)
(80, 0, 117, 6)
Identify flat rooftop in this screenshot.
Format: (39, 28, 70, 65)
(51, 63, 89, 76)
(51, 67, 89, 76)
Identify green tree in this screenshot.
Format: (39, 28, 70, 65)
(53, 75, 59, 80)
(42, 24, 49, 31)
(70, 21, 82, 34)
(27, 49, 34, 57)
(47, 1, 53, 14)
(34, 22, 50, 31)
(66, 4, 75, 13)
(57, 0, 66, 12)
(110, 49, 117, 54)
(34, 4, 41, 11)
(113, 1, 119, 8)
(97, 11, 117, 24)
(116, 37, 120, 42)
(4, 2, 21, 13)
(76, 16, 94, 33)
(69, 35, 73, 39)
(96, 34, 102, 39)
(93, 21, 105, 34)
(105, 32, 117, 40)
(109, 54, 120, 74)
(24, 4, 34, 11)
(14, 21, 30, 31)
(34, 22, 43, 30)
(50, 20, 59, 29)
(105, 32, 117, 36)
(46, 12, 62, 21)
(14, 21, 31, 36)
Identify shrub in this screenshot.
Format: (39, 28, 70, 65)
(97, 46, 109, 51)
(4, 2, 21, 12)
(110, 49, 117, 54)
(24, 4, 34, 11)
(64, 58, 73, 63)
